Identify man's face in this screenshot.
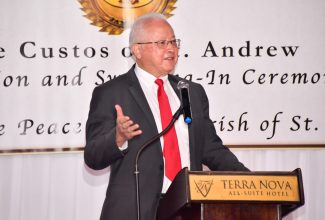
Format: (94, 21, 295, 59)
(132, 19, 179, 77)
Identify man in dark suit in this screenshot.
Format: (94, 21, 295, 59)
(84, 13, 249, 220)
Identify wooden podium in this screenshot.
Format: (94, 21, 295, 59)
(157, 168, 304, 220)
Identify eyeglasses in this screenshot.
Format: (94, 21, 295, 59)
(136, 39, 181, 49)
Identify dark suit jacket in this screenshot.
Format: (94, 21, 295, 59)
(84, 65, 248, 220)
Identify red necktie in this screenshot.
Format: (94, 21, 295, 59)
(155, 79, 181, 181)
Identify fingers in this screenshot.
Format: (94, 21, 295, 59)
(115, 104, 142, 147)
(118, 120, 142, 136)
(123, 123, 142, 137)
(115, 104, 125, 118)
(121, 119, 134, 129)
(115, 104, 130, 128)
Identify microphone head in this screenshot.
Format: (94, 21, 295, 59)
(177, 80, 192, 124)
(177, 81, 189, 90)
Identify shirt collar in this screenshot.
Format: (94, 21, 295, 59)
(134, 64, 169, 87)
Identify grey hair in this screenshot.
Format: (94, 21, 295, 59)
(129, 13, 167, 46)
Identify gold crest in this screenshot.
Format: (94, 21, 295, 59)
(79, 0, 177, 35)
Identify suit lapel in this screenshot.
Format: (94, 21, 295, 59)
(126, 67, 158, 134)
(168, 74, 181, 100)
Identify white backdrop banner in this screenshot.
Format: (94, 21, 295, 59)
(0, 0, 325, 151)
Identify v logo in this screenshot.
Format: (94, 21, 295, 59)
(194, 179, 213, 197)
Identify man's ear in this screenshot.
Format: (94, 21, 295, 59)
(131, 44, 142, 59)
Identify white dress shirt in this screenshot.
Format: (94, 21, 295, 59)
(134, 65, 190, 193)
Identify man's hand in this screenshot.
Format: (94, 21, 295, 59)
(115, 104, 142, 147)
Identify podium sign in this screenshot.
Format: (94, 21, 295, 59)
(189, 173, 300, 202)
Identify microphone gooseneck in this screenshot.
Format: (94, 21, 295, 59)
(134, 106, 183, 220)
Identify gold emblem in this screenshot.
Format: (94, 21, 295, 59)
(79, 0, 177, 35)
(194, 179, 213, 198)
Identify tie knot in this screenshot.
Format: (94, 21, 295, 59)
(155, 79, 164, 87)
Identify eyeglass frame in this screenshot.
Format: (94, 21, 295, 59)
(135, 39, 181, 49)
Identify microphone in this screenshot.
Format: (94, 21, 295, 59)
(177, 81, 192, 124)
